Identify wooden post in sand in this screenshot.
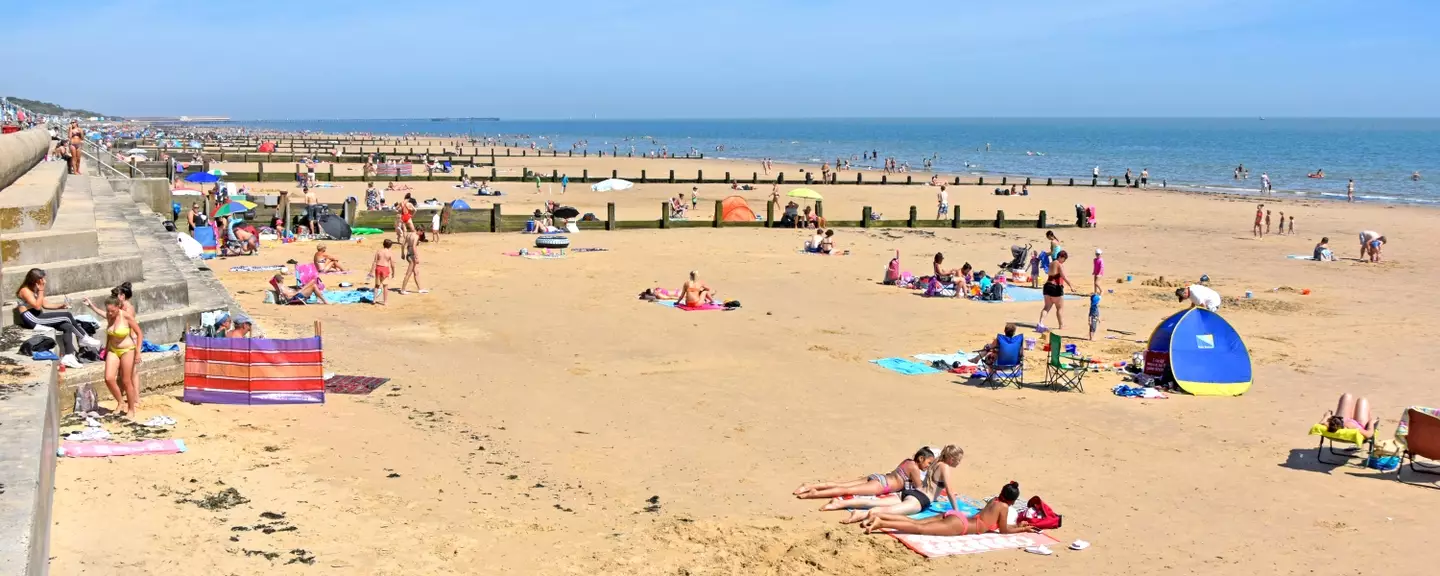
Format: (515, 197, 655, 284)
(952, 206, 962, 228)
(660, 202, 669, 229)
(881, 175, 887, 185)
(725, 171, 730, 183)
(857, 173, 864, 184)
(766, 201, 775, 227)
(697, 169, 703, 183)
(995, 210, 1005, 228)
(906, 175, 913, 184)
(612, 170, 618, 179)
(582, 169, 588, 181)
(1001, 176, 1008, 185)
(491, 168, 497, 179)
(713, 200, 723, 228)
(257, 163, 264, 182)
(777, 172, 785, 184)
(1047, 178, 1053, 186)
(491, 203, 502, 233)
(641, 169, 647, 183)
(861, 206, 871, 228)
(668, 169, 674, 183)
(606, 202, 615, 231)
(752, 172, 758, 184)
(329, 164, 335, 182)
(907, 206, 917, 228)
(978, 176, 984, 185)
(1025, 177, 1032, 186)
(1037, 210, 1047, 228)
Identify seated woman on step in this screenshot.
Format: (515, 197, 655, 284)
(15, 268, 99, 369)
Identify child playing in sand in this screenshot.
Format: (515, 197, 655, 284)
(1088, 292, 1101, 341)
(1276, 211, 1285, 235)
(1288, 215, 1294, 235)
(1092, 248, 1104, 293)
(370, 239, 396, 305)
(1265, 210, 1272, 235)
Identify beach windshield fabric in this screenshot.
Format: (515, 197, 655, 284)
(183, 334, 325, 405)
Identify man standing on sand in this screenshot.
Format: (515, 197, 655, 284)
(1253, 204, 1264, 237)
(1140, 168, 1149, 189)
(1347, 179, 1355, 202)
(1260, 172, 1271, 194)
(1093, 166, 1100, 181)
(936, 185, 949, 220)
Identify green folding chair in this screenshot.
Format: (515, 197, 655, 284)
(1044, 332, 1087, 392)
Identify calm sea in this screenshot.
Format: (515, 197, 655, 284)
(221, 118, 1440, 205)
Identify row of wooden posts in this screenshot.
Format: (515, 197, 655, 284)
(346, 200, 1068, 234)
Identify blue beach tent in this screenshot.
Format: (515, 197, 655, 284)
(1143, 308, 1252, 396)
(450, 199, 471, 210)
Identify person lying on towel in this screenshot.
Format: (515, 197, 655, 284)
(862, 481, 1038, 536)
(793, 447, 932, 500)
(825, 445, 967, 525)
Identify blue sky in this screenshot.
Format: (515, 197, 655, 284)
(4, 0, 1437, 118)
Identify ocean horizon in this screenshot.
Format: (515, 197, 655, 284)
(213, 118, 1440, 205)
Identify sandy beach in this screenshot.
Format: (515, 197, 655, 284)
(51, 150, 1440, 575)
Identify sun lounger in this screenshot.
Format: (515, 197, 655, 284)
(1308, 422, 1377, 466)
(1396, 407, 1440, 483)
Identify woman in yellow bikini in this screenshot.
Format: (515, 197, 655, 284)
(85, 296, 142, 416)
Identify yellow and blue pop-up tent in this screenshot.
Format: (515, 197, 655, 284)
(1144, 308, 1252, 396)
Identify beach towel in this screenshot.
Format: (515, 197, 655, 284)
(889, 530, 1060, 558)
(141, 340, 180, 353)
(324, 375, 391, 395)
(315, 290, 374, 304)
(977, 286, 1079, 304)
(58, 438, 187, 458)
(913, 351, 976, 367)
(230, 265, 287, 272)
(572, 247, 608, 253)
(1286, 254, 1316, 260)
(1308, 423, 1367, 446)
(870, 357, 941, 375)
(676, 303, 725, 311)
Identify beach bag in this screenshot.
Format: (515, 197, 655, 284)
(983, 281, 1005, 301)
(885, 258, 901, 285)
(19, 335, 56, 356)
(1018, 496, 1062, 530)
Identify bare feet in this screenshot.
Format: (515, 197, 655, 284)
(792, 484, 813, 495)
(819, 497, 849, 511)
(840, 510, 870, 524)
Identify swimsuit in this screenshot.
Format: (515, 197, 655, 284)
(1044, 272, 1065, 297)
(375, 265, 391, 279)
(107, 323, 135, 357)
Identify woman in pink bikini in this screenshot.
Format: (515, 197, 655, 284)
(794, 447, 934, 503)
(862, 481, 1037, 536)
(1319, 392, 1378, 438)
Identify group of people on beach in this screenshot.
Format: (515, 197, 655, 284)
(15, 270, 144, 415)
(793, 446, 1043, 536)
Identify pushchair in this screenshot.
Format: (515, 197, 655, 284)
(1000, 243, 1032, 272)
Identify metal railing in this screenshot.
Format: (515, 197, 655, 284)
(78, 138, 147, 179)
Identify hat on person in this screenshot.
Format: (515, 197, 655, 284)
(232, 314, 251, 326)
(1094, 248, 1102, 255)
(214, 313, 230, 327)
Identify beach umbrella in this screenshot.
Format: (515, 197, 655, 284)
(184, 172, 220, 184)
(590, 178, 634, 192)
(208, 168, 227, 176)
(787, 188, 823, 200)
(552, 206, 580, 219)
(212, 199, 257, 218)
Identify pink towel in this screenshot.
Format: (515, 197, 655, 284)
(59, 439, 188, 458)
(889, 531, 1060, 558)
(676, 303, 725, 311)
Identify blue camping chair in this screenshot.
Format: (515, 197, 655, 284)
(984, 333, 1025, 388)
(441, 161, 453, 173)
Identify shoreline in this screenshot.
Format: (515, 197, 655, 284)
(178, 124, 1436, 208)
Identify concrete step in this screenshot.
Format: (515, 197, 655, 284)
(0, 176, 146, 297)
(0, 175, 99, 267)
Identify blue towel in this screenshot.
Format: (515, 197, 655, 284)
(911, 495, 984, 520)
(313, 290, 375, 304)
(141, 340, 180, 353)
(870, 357, 941, 375)
(32, 351, 58, 361)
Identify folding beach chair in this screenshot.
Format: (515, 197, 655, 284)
(983, 333, 1025, 388)
(1308, 421, 1378, 466)
(1043, 333, 1087, 392)
(1397, 408, 1440, 483)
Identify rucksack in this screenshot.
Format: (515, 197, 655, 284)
(1018, 495, 1062, 530)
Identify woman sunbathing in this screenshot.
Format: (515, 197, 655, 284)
(794, 447, 933, 502)
(861, 481, 1037, 536)
(828, 445, 966, 524)
(1320, 392, 1378, 438)
(270, 273, 329, 305)
(314, 244, 346, 273)
(678, 271, 715, 306)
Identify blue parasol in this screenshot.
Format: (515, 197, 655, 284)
(184, 172, 220, 184)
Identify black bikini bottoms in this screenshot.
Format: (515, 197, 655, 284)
(901, 488, 931, 511)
